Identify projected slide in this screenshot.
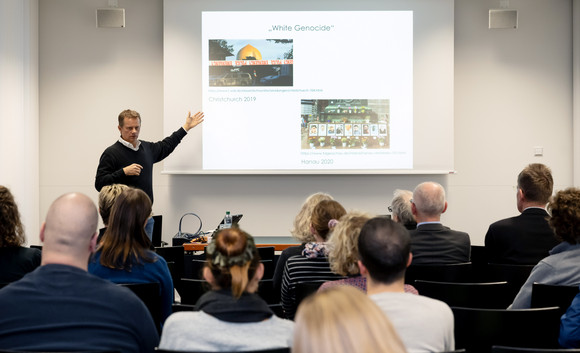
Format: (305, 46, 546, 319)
(201, 11, 413, 171)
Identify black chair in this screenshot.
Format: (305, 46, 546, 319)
(485, 263, 535, 299)
(179, 278, 210, 305)
(414, 280, 513, 309)
(531, 282, 579, 316)
(189, 259, 207, 280)
(155, 246, 185, 295)
(268, 303, 284, 318)
(155, 348, 290, 353)
(405, 262, 473, 284)
(452, 306, 561, 353)
(119, 282, 162, 333)
(470, 245, 488, 281)
(257, 246, 275, 261)
(260, 259, 274, 280)
(295, 281, 324, 309)
(151, 214, 163, 247)
(257, 279, 279, 304)
(172, 303, 197, 313)
(492, 346, 580, 353)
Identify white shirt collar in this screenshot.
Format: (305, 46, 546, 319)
(118, 137, 140, 151)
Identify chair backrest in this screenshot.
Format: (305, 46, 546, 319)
(257, 246, 275, 261)
(155, 347, 290, 353)
(295, 281, 324, 309)
(152, 214, 163, 247)
(405, 262, 473, 284)
(452, 306, 561, 353)
(470, 245, 489, 281)
(257, 279, 279, 304)
(118, 282, 162, 333)
(189, 259, 207, 280)
(155, 246, 185, 295)
(414, 280, 513, 309)
(485, 263, 535, 299)
(531, 282, 579, 316)
(492, 345, 580, 353)
(179, 278, 210, 305)
(260, 259, 274, 280)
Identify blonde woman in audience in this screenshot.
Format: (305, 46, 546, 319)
(0, 186, 41, 283)
(293, 285, 407, 353)
(159, 228, 294, 351)
(96, 183, 128, 242)
(273, 192, 334, 297)
(281, 199, 347, 319)
(319, 211, 418, 295)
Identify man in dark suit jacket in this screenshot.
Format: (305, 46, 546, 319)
(485, 163, 558, 264)
(409, 182, 471, 264)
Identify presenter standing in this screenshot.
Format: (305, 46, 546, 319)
(95, 109, 204, 204)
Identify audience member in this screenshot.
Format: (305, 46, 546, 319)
(273, 192, 334, 299)
(559, 286, 580, 348)
(509, 187, 580, 309)
(293, 285, 407, 353)
(319, 211, 418, 295)
(359, 217, 455, 352)
(409, 181, 471, 264)
(97, 183, 129, 242)
(281, 199, 347, 320)
(390, 189, 417, 230)
(485, 163, 558, 264)
(159, 228, 294, 351)
(0, 192, 158, 352)
(88, 187, 173, 323)
(0, 186, 41, 283)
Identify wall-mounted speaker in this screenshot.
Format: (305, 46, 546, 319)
(96, 8, 125, 28)
(489, 9, 518, 29)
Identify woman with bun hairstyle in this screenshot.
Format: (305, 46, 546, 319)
(281, 199, 347, 320)
(159, 227, 294, 351)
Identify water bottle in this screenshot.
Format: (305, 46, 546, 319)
(223, 211, 232, 229)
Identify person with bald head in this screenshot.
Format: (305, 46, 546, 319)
(409, 182, 471, 264)
(0, 193, 159, 353)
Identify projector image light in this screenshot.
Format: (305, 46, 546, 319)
(96, 8, 125, 28)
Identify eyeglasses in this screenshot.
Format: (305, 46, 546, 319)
(388, 205, 392, 213)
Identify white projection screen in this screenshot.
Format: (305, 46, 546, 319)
(163, 0, 454, 174)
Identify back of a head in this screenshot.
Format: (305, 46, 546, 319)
(98, 184, 129, 226)
(358, 217, 411, 284)
(390, 189, 415, 227)
(0, 185, 26, 248)
(547, 187, 580, 244)
(99, 188, 153, 269)
(412, 182, 446, 217)
(291, 192, 334, 242)
(43, 193, 98, 259)
(327, 211, 372, 276)
(311, 200, 347, 241)
(293, 285, 406, 353)
(206, 227, 260, 298)
(518, 163, 553, 204)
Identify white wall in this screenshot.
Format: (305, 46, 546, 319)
(32, 0, 574, 246)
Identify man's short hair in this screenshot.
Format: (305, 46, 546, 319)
(118, 109, 141, 126)
(412, 182, 446, 217)
(517, 163, 553, 204)
(358, 217, 410, 284)
(391, 189, 415, 228)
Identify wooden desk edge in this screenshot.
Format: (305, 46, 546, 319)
(183, 243, 299, 252)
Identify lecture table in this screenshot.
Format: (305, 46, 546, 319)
(182, 243, 298, 252)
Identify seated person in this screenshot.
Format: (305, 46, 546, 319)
(159, 228, 294, 351)
(559, 286, 580, 348)
(359, 217, 455, 352)
(390, 189, 417, 230)
(409, 181, 471, 264)
(88, 187, 173, 323)
(273, 192, 334, 300)
(0, 192, 158, 352)
(319, 211, 418, 295)
(293, 285, 406, 353)
(281, 199, 347, 320)
(97, 183, 129, 242)
(0, 185, 41, 283)
(509, 187, 580, 309)
(485, 163, 558, 264)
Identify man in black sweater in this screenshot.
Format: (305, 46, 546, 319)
(95, 109, 203, 204)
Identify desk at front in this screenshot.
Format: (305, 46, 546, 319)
(182, 243, 299, 252)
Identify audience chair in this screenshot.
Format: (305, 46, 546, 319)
(151, 214, 163, 247)
(492, 346, 580, 353)
(257, 246, 275, 261)
(268, 303, 284, 318)
(119, 282, 162, 333)
(179, 278, 210, 305)
(452, 306, 561, 353)
(470, 245, 489, 281)
(295, 281, 325, 309)
(172, 303, 197, 313)
(155, 347, 290, 353)
(190, 259, 206, 280)
(155, 246, 185, 295)
(257, 279, 279, 304)
(405, 262, 473, 284)
(414, 280, 513, 309)
(485, 263, 535, 299)
(260, 259, 274, 280)
(531, 282, 579, 317)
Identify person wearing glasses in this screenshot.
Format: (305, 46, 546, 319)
(389, 189, 416, 230)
